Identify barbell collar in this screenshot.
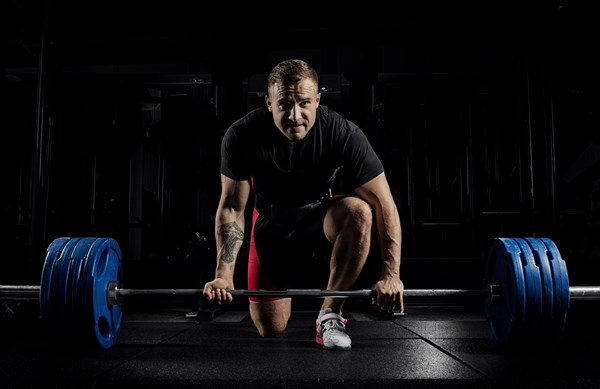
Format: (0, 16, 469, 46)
(107, 281, 120, 305)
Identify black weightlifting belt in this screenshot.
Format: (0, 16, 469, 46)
(255, 190, 332, 223)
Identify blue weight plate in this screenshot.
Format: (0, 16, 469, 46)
(540, 237, 570, 345)
(46, 237, 80, 328)
(40, 237, 71, 322)
(483, 237, 527, 347)
(50, 237, 81, 325)
(67, 238, 97, 322)
(75, 238, 96, 329)
(76, 237, 100, 343)
(512, 238, 543, 325)
(524, 237, 554, 340)
(83, 237, 123, 349)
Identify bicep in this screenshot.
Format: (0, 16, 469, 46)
(354, 173, 396, 212)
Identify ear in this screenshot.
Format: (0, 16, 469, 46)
(316, 92, 321, 108)
(265, 94, 273, 112)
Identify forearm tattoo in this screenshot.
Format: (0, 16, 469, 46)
(217, 222, 244, 264)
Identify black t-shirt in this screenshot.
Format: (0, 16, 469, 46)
(221, 105, 384, 208)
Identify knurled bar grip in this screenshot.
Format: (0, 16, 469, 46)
(231, 289, 375, 297)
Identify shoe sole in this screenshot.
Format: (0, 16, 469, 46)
(316, 336, 351, 350)
(322, 345, 351, 351)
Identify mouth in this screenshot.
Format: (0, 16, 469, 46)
(287, 123, 304, 132)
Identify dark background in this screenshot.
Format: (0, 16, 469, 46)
(2, 1, 598, 296)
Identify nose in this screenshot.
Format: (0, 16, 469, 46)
(288, 104, 302, 122)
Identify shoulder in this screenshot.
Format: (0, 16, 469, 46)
(317, 105, 361, 138)
(231, 107, 270, 129)
(225, 107, 271, 141)
(317, 105, 340, 125)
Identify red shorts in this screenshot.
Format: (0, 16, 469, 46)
(247, 205, 333, 302)
(247, 208, 278, 302)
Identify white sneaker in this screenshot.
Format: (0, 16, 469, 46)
(316, 309, 351, 350)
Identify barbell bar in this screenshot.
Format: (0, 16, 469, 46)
(110, 285, 493, 302)
(3, 284, 599, 301)
(0, 236, 598, 349)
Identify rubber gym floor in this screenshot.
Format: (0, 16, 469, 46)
(1, 297, 599, 389)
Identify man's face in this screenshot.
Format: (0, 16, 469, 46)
(265, 78, 321, 141)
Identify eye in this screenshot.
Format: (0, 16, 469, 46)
(279, 101, 292, 110)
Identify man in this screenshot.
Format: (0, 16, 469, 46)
(203, 59, 403, 350)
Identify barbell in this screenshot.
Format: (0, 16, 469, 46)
(0, 236, 599, 349)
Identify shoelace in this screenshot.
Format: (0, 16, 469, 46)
(322, 318, 346, 334)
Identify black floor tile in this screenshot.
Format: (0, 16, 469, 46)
(0, 303, 599, 388)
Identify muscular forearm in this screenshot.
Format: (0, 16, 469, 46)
(354, 174, 402, 280)
(375, 204, 402, 280)
(214, 208, 245, 280)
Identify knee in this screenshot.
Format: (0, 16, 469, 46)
(345, 198, 373, 233)
(249, 301, 290, 338)
(254, 321, 287, 338)
(252, 315, 288, 338)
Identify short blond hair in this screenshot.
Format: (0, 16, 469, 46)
(267, 59, 319, 91)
